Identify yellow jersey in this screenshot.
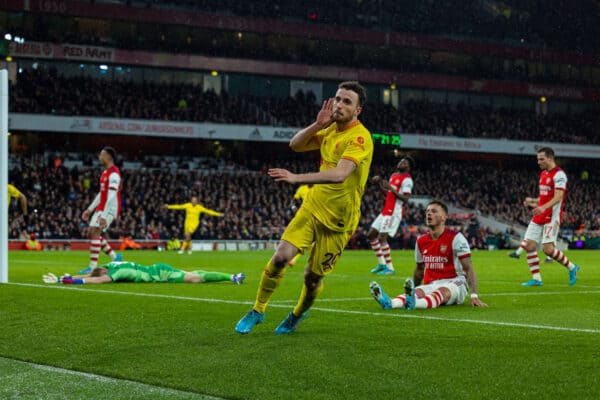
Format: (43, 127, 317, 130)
(294, 184, 312, 202)
(8, 184, 21, 206)
(167, 202, 222, 223)
(296, 120, 373, 232)
(166, 238, 181, 251)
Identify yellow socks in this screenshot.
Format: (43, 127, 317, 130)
(253, 260, 285, 313)
(293, 282, 323, 317)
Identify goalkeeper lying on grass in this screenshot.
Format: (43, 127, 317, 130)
(43, 261, 245, 285)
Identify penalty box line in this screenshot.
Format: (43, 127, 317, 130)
(6, 282, 600, 335)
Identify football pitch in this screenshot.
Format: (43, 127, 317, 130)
(1, 249, 598, 400)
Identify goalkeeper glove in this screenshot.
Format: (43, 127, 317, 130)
(42, 273, 84, 284)
(42, 273, 60, 284)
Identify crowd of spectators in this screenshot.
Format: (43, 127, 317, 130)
(11, 69, 600, 145)
(8, 153, 600, 250)
(21, 1, 600, 61)
(129, 0, 596, 54)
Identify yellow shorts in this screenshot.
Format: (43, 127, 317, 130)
(184, 221, 199, 235)
(281, 207, 352, 276)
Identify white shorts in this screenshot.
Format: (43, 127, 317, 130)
(370, 213, 401, 236)
(417, 277, 468, 306)
(524, 221, 559, 245)
(89, 211, 116, 232)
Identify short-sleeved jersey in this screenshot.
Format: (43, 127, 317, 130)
(381, 172, 413, 216)
(294, 185, 312, 202)
(167, 203, 221, 223)
(299, 120, 373, 232)
(104, 261, 183, 282)
(7, 184, 21, 206)
(415, 228, 471, 284)
(166, 239, 181, 251)
(97, 165, 122, 217)
(532, 166, 567, 225)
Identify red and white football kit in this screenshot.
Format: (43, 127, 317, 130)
(371, 172, 413, 236)
(414, 228, 471, 305)
(87, 165, 122, 230)
(525, 166, 567, 245)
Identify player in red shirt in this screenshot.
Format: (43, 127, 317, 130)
(370, 200, 488, 310)
(521, 147, 580, 287)
(79, 147, 122, 273)
(369, 156, 414, 275)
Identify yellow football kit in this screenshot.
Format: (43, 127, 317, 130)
(8, 184, 21, 206)
(167, 203, 222, 234)
(282, 120, 373, 275)
(293, 184, 311, 202)
(288, 184, 313, 267)
(252, 119, 373, 318)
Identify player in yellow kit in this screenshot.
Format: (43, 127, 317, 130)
(236, 81, 373, 334)
(163, 196, 223, 254)
(8, 184, 28, 215)
(293, 184, 312, 207)
(288, 184, 313, 267)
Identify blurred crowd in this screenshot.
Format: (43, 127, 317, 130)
(8, 153, 600, 250)
(11, 0, 599, 86)
(11, 69, 600, 144)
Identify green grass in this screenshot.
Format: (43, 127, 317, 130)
(1, 249, 599, 400)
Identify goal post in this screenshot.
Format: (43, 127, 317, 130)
(1, 69, 8, 283)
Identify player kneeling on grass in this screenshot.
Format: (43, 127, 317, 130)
(42, 261, 245, 285)
(370, 200, 488, 310)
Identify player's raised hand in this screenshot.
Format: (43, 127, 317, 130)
(315, 98, 334, 128)
(81, 209, 91, 221)
(268, 168, 298, 184)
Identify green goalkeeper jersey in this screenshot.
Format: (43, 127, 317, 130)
(104, 262, 186, 283)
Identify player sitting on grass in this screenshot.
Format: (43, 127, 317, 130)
(370, 200, 487, 310)
(43, 261, 245, 285)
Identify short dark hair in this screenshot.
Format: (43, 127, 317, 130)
(102, 146, 116, 161)
(537, 147, 554, 158)
(338, 81, 366, 106)
(90, 267, 108, 277)
(403, 155, 415, 170)
(427, 199, 448, 215)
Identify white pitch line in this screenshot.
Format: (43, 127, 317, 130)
(5, 282, 600, 334)
(269, 290, 600, 303)
(1, 356, 224, 400)
(324, 274, 600, 288)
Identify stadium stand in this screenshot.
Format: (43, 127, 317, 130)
(3, 0, 599, 88)
(11, 68, 600, 144)
(7, 153, 600, 250)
